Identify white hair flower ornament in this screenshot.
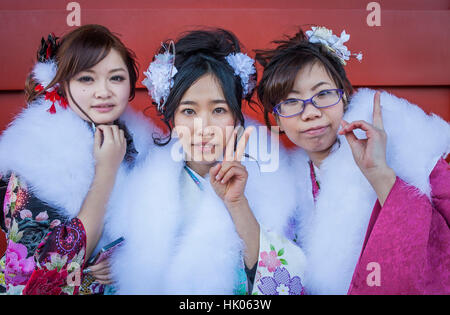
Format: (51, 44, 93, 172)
(142, 43, 257, 112)
(225, 52, 257, 97)
(142, 42, 178, 112)
(306, 26, 363, 65)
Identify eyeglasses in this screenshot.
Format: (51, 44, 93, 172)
(273, 89, 344, 118)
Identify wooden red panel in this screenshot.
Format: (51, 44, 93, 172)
(0, 1, 449, 90)
(1, 0, 449, 10)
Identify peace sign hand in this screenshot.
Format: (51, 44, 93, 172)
(210, 126, 261, 269)
(338, 91, 396, 205)
(210, 126, 255, 207)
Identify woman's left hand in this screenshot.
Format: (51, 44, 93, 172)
(84, 259, 113, 285)
(210, 126, 254, 207)
(339, 91, 396, 205)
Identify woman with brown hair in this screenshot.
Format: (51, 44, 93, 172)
(0, 24, 153, 295)
(255, 26, 449, 294)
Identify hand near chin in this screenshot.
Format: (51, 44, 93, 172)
(338, 91, 396, 204)
(209, 126, 254, 208)
(93, 124, 127, 174)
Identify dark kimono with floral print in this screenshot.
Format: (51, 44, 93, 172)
(0, 121, 137, 295)
(0, 172, 87, 295)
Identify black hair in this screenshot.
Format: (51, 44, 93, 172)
(149, 28, 256, 146)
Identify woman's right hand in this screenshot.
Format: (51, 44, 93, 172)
(78, 125, 126, 259)
(93, 125, 127, 172)
(210, 126, 254, 207)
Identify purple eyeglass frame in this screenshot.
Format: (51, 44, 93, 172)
(273, 88, 344, 118)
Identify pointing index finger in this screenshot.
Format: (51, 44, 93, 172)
(372, 91, 384, 130)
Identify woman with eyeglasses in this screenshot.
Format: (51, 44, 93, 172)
(255, 26, 450, 294)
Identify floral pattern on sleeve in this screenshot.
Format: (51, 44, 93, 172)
(1, 173, 87, 295)
(251, 228, 307, 295)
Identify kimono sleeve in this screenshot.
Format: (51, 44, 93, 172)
(429, 158, 450, 224)
(0, 172, 88, 295)
(348, 158, 450, 294)
(250, 226, 307, 295)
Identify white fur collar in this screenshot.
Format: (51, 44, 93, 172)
(243, 122, 299, 236)
(110, 120, 299, 294)
(290, 88, 450, 294)
(0, 99, 154, 221)
(111, 144, 244, 294)
(291, 141, 375, 295)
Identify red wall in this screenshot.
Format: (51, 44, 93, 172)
(0, 0, 449, 255)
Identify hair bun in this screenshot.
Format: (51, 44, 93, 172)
(163, 28, 242, 67)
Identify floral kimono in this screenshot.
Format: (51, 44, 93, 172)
(0, 100, 153, 295)
(0, 173, 86, 294)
